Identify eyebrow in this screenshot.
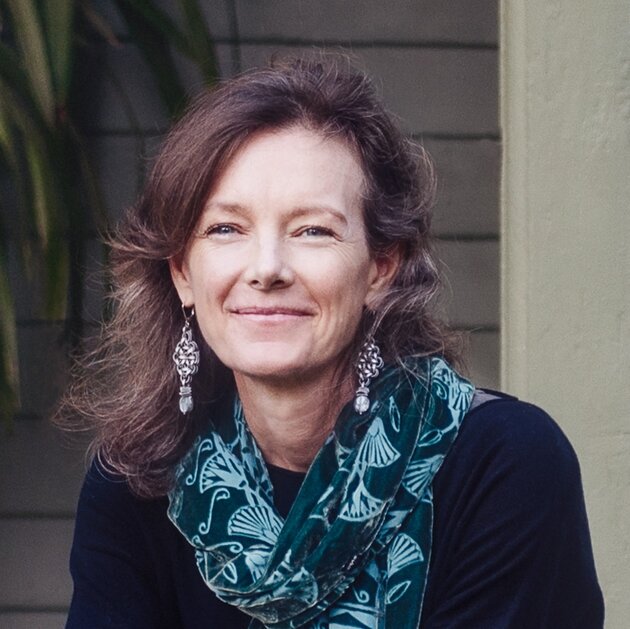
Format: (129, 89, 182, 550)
(204, 202, 349, 225)
(203, 202, 246, 215)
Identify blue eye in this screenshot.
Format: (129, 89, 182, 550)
(299, 226, 334, 238)
(204, 224, 238, 237)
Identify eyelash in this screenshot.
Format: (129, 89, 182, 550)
(202, 224, 239, 237)
(202, 224, 335, 238)
(296, 225, 335, 238)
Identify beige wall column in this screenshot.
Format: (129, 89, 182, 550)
(501, 1, 630, 625)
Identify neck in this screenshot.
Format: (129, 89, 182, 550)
(234, 368, 354, 472)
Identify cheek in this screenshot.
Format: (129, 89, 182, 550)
(188, 250, 239, 302)
(311, 256, 373, 314)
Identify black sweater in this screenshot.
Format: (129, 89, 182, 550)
(66, 396, 604, 628)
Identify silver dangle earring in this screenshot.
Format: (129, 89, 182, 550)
(354, 337, 384, 414)
(173, 305, 200, 414)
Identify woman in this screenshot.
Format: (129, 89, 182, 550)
(61, 56, 603, 628)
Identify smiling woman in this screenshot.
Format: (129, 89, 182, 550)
(170, 127, 393, 399)
(57, 55, 603, 628)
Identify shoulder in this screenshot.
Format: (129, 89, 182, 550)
(425, 395, 604, 626)
(69, 465, 193, 627)
(78, 459, 140, 511)
(71, 460, 178, 588)
(458, 392, 579, 473)
(74, 459, 170, 541)
(435, 392, 584, 514)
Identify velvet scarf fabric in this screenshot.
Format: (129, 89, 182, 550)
(168, 357, 474, 628)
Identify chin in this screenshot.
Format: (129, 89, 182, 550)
(225, 347, 338, 385)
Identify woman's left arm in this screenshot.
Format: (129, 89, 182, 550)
(421, 399, 604, 628)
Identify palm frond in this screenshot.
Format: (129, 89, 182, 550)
(0, 0, 220, 425)
(42, 0, 76, 102)
(178, 0, 219, 83)
(113, 0, 187, 117)
(4, 0, 55, 122)
(0, 259, 18, 427)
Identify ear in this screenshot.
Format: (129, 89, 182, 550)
(365, 246, 401, 309)
(169, 255, 195, 307)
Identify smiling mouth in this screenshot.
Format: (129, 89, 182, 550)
(230, 307, 313, 321)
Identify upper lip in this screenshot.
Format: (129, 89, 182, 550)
(230, 306, 313, 315)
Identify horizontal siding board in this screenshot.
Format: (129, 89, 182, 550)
(465, 330, 500, 389)
(239, 45, 498, 135)
(437, 240, 499, 328)
(89, 0, 233, 40)
(236, 0, 498, 45)
(7, 243, 45, 321)
(360, 48, 498, 135)
(87, 136, 145, 226)
(81, 239, 110, 324)
(426, 139, 500, 237)
(16, 325, 69, 418)
(0, 612, 67, 629)
(0, 519, 74, 608)
(0, 419, 86, 515)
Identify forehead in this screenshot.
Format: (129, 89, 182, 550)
(205, 126, 366, 215)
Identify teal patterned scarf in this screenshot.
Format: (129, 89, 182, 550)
(168, 357, 474, 628)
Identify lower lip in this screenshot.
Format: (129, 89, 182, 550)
(231, 312, 311, 323)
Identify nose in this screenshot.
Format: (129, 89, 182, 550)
(243, 236, 294, 290)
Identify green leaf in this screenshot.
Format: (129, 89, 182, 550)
(24, 135, 55, 250)
(117, 0, 189, 52)
(0, 87, 59, 284)
(178, 0, 218, 84)
(113, 0, 188, 117)
(0, 96, 32, 269)
(44, 228, 69, 320)
(42, 0, 76, 103)
(30, 132, 75, 321)
(0, 97, 17, 165)
(0, 42, 51, 132)
(5, 0, 56, 123)
(77, 0, 120, 47)
(67, 120, 107, 234)
(0, 0, 223, 419)
(0, 256, 19, 424)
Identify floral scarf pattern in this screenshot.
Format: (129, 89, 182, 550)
(168, 357, 474, 628)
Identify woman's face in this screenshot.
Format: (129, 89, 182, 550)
(170, 126, 396, 385)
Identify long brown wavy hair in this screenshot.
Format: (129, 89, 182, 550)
(57, 54, 462, 498)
